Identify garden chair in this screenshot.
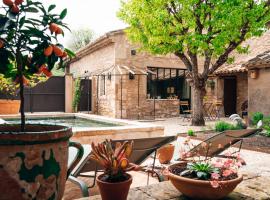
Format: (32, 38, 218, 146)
(210, 100, 223, 120)
(177, 128, 261, 161)
(180, 101, 192, 121)
(68, 136, 176, 197)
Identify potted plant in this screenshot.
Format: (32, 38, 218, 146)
(166, 138, 243, 200)
(90, 140, 140, 200)
(0, 74, 20, 114)
(0, 1, 81, 199)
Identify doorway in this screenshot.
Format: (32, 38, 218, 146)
(224, 76, 237, 116)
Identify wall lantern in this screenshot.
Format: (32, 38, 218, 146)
(129, 72, 135, 80)
(131, 49, 136, 56)
(250, 69, 259, 79)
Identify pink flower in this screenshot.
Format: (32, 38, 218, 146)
(210, 180, 220, 188)
(212, 161, 224, 168)
(235, 161, 242, 167)
(211, 173, 220, 180)
(223, 159, 233, 168)
(222, 169, 233, 177)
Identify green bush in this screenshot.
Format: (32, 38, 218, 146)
(187, 129, 195, 136)
(262, 116, 270, 137)
(215, 121, 242, 132)
(251, 112, 264, 125)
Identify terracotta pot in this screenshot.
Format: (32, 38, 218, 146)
(157, 144, 175, 164)
(97, 173, 132, 200)
(168, 163, 243, 200)
(0, 99, 20, 114)
(0, 124, 84, 200)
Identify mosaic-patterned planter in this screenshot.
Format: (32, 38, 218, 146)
(0, 124, 83, 200)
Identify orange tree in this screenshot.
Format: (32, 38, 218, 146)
(0, 0, 74, 130)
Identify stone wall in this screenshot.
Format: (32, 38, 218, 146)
(248, 68, 270, 116)
(69, 43, 115, 77)
(236, 72, 248, 114)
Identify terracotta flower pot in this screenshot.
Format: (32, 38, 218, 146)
(168, 163, 243, 200)
(0, 124, 83, 200)
(97, 173, 132, 200)
(157, 144, 175, 164)
(0, 99, 20, 114)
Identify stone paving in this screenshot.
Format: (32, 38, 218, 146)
(141, 117, 231, 136)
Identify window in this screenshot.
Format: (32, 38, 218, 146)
(147, 67, 191, 100)
(99, 75, 106, 96)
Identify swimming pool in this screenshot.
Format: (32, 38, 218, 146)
(5, 116, 121, 128)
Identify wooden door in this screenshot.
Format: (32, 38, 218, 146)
(224, 76, 237, 116)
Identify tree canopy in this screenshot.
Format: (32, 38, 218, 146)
(118, 0, 270, 78)
(67, 28, 95, 51)
(118, 0, 270, 126)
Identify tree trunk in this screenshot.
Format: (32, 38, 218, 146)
(16, 51, 25, 131)
(191, 85, 205, 126)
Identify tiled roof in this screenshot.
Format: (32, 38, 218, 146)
(215, 30, 270, 75)
(243, 50, 270, 68)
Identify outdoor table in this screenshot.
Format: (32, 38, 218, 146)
(76, 175, 270, 200)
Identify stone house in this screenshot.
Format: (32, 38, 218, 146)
(207, 30, 270, 117)
(67, 29, 191, 119)
(67, 28, 270, 119)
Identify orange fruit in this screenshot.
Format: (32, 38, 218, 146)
(0, 39, 4, 48)
(42, 68, 52, 77)
(3, 0, 13, 6)
(53, 45, 63, 57)
(11, 4, 19, 14)
(61, 51, 67, 58)
(14, 0, 23, 5)
(55, 27, 63, 35)
(44, 45, 53, 57)
(37, 64, 46, 74)
(49, 23, 58, 33)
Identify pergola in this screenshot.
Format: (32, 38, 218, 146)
(83, 65, 158, 120)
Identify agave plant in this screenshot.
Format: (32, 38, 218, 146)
(90, 140, 140, 182)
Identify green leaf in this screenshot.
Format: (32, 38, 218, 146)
(60, 9, 67, 19)
(24, 7, 39, 13)
(65, 48, 76, 58)
(48, 4, 56, 12)
(19, 16, 25, 28)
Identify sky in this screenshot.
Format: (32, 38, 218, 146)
(43, 0, 127, 44)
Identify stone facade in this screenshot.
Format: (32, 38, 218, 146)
(248, 67, 270, 116)
(69, 30, 183, 119)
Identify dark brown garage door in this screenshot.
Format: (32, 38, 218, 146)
(24, 76, 65, 112)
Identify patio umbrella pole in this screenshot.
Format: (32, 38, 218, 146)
(121, 75, 123, 119)
(87, 76, 90, 114)
(97, 75, 99, 115)
(137, 75, 140, 120)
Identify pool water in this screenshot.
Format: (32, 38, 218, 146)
(5, 117, 120, 128)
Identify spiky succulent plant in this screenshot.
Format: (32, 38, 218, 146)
(90, 140, 140, 181)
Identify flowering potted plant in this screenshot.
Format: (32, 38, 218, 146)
(166, 137, 244, 200)
(0, 1, 82, 199)
(90, 140, 140, 200)
(0, 75, 20, 114)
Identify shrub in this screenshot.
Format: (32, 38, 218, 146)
(215, 121, 242, 132)
(251, 112, 264, 126)
(262, 116, 270, 137)
(187, 129, 195, 136)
